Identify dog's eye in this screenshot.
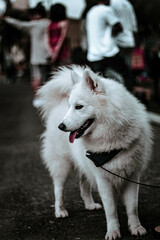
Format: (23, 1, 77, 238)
(75, 105, 84, 110)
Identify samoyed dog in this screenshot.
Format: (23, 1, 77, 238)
(38, 65, 152, 240)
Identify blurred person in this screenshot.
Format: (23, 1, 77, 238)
(110, 0, 138, 91)
(111, 0, 138, 65)
(4, 3, 51, 108)
(47, 3, 71, 68)
(86, 0, 131, 90)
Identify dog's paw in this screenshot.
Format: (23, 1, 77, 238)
(105, 230, 121, 240)
(55, 209, 69, 218)
(131, 225, 147, 236)
(86, 203, 102, 210)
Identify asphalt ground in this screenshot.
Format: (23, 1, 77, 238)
(0, 79, 160, 240)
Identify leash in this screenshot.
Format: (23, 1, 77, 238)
(86, 151, 160, 189)
(100, 165, 160, 189)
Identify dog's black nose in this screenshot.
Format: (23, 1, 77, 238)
(58, 123, 66, 131)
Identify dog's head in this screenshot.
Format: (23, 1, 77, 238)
(58, 68, 106, 143)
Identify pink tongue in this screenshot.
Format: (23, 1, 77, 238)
(69, 130, 78, 143)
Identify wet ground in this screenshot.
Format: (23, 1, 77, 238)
(0, 79, 160, 240)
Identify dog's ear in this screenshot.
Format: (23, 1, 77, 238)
(83, 69, 104, 94)
(71, 71, 81, 85)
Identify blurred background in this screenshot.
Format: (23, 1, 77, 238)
(0, 0, 160, 106)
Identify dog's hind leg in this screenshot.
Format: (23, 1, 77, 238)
(80, 175, 102, 210)
(122, 181, 147, 236)
(54, 177, 69, 218)
(50, 159, 73, 218)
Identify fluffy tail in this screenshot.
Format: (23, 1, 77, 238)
(38, 65, 84, 120)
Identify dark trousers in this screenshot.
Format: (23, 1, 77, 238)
(88, 53, 132, 92)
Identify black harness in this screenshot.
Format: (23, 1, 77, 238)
(86, 149, 122, 167)
(86, 146, 160, 189)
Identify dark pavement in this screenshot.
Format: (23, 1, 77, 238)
(0, 79, 160, 240)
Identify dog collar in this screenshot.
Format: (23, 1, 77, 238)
(86, 149, 122, 167)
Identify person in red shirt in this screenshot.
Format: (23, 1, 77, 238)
(48, 4, 71, 67)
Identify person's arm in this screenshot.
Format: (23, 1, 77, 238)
(50, 20, 68, 62)
(5, 17, 34, 33)
(105, 8, 123, 37)
(128, 4, 138, 33)
(127, 4, 138, 44)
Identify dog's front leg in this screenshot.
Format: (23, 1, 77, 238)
(96, 177, 121, 240)
(122, 181, 147, 236)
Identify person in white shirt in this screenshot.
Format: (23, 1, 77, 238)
(110, 0, 138, 91)
(86, 0, 131, 90)
(87, 1, 120, 62)
(5, 3, 51, 107)
(110, 0, 138, 64)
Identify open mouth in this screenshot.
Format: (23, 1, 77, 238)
(69, 118, 94, 143)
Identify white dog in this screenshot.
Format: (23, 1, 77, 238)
(38, 65, 152, 240)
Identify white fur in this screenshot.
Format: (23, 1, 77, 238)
(38, 65, 152, 240)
